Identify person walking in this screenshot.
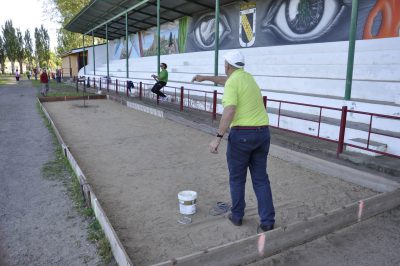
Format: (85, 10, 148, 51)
(40, 69, 49, 96)
(150, 63, 169, 100)
(191, 50, 275, 232)
(26, 69, 31, 80)
(15, 69, 20, 82)
(56, 68, 61, 83)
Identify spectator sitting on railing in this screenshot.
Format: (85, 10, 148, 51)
(191, 50, 275, 233)
(150, 62, 169, 101)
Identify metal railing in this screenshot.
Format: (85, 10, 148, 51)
(75, 75, 400, 159)
(344, 109, 400, 158)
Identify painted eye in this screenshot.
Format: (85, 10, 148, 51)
(191, 13, 231, 50)
(262, 0, 347, 41)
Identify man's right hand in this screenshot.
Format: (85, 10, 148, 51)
(191, 75, 205, 83)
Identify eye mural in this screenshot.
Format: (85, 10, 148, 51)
(109, 0, 399, 57)
(261, 0, 349, 42)
(190, 12, 232, 50)
(285, 0, 325, 34)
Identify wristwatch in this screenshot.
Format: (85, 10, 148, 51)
(216, 133, 223, 138)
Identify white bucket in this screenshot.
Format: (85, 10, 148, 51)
(178, 190, 197, 215)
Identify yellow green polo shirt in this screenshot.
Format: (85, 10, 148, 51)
(222, 69, 269, 127)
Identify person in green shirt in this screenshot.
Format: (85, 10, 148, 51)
(26, 70, 31, 80)
(191, 50, 275, 232)
(151, 63, 169, 100)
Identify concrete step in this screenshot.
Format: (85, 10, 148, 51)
(346, 138, 388, 157)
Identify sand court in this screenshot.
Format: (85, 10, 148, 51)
(43, 99, 377, 265)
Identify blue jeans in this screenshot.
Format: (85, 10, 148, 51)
(227, 127, 275, 226)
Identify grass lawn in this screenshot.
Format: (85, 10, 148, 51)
(32, 79, 95, 97)
(0, 74, 15, 85)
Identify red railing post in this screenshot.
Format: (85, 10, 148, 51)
(93, 77, 96, 89)
(263, 96, 267, 109)
(107, 78, 109, 92)
(317, 107, 322, 137)
(212, 90, 217, 120)
(139, 82, 142, 100)
(337, 106, 348, 157)
(126, 81, 129, 97)
(116, 79, 118, 94)
(99, 78, 102, 90)
(277, 102, 282, 128)
(367, 115, 373, 149)
(180, 86, 184, 111)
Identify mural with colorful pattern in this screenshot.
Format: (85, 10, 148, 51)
(110, 0, 400, 59)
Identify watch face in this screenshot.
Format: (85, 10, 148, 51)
(285, 0, 325, 34)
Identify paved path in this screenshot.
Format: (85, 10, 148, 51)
(0, 81, 101, 265)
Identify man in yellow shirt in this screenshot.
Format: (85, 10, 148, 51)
(151, 63, 169, 100)
(192, 50, 275, 232)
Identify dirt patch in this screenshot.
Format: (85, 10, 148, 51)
(43, 99, 377, 265)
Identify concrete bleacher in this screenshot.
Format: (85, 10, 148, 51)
(81, 37, 400, 156)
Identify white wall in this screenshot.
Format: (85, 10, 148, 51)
(82, 37, 400, 104)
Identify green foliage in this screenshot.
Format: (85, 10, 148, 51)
(178, 16, 189, 53)
(35, 25, 51, 68)
(0, 35, 6, 74)
(88, 219, 112, 263)
(49, 51, 62, 69)
(0, 74, 13, 85)
(45, 0, 91, 54)
(56, 28, 93, 55)
(16, 29, 25, 73)
(24, 29, 34, 69)
(2, 20, 18, 72)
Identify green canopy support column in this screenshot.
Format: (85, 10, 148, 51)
(92, 31, 96, 76)
(157, 0, 160, 75)
(344, 0, 359, 100)
(125, 12, 129, 78)
(214, 0, 220, 78)
(83, 34, 86, 75)
(106, 24, 109, 78)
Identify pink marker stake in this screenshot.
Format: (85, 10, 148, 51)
(258, 233, 266, 256)
(358, 200, 364, 222)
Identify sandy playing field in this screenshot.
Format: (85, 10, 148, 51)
(43, 99, 376, 265)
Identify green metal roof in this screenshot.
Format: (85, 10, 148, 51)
(65, 0, 237, 40)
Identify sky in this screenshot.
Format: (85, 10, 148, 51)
(0, 0, 61, 51)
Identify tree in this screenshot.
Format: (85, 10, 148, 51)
(0, 35, 6, 74)
(35, 25, 50, 68)
(2, 20, 18, 73)
(49, 50, 62, 69)
(57, 28, 92, 55)
(44, 0, 100, 54)
(24, 29, 34, 70)
(16, 29, 25, 73)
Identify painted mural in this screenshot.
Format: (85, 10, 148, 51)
(111, 0, 400, 58)
(111, 21, 181, 59)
